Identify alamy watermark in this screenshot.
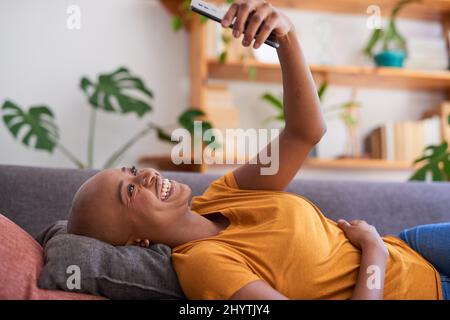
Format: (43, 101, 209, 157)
(366, 265, 382, 290)
(366, 5, 382, 30)
(170, 121, 280, 175)
(66, 5, 81, 30)
(66, 264, 81, 290)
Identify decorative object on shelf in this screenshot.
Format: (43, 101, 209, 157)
(1, 67, 213, 169)
(363, 0, 421, 68)
(324, 88, 363, 159)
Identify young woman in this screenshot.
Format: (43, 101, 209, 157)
(67, 0, 449, 300)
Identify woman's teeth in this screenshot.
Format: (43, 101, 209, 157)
(160, 178, 171, 201)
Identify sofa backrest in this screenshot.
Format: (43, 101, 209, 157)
(0, 165, 449, 237)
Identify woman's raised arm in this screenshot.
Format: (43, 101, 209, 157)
(223, 0, 327, 191)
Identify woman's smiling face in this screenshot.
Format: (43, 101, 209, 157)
(67, 167, 192, 246)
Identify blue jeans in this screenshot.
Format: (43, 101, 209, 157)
(398, 223, 450, 300)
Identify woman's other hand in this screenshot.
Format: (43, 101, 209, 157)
(338, 219, 387, 254)
(221, 0, 294, 49)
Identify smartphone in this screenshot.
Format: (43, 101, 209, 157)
(190, 0, 280, 49)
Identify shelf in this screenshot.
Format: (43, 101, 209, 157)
(138, 155, 415, 171)
(303, 158, 414, 170)
(268, 0, 450, 22)
(206, 158, 415, 170)
(160, 0, 450, 22)
(208, 60, 450, 91)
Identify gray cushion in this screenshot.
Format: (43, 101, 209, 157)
(36, 221, 186, 300)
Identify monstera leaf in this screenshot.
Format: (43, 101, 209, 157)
(156, 109, 214, 144)
(2, 100, 58, 152)
(410, 142, 450, 182)
(80, 67, 153, 117)
(178, 109, 212, 134)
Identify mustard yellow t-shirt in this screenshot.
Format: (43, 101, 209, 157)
(171, 172, 443, 300)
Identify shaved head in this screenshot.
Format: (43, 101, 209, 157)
(67, 170, 134, 245)
(66, 167, 193, 247)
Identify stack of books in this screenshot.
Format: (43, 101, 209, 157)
(367, 117, 441, 162)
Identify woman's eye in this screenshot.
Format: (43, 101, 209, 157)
(131, 166, 137, 176)
(127, 184, 135, 197)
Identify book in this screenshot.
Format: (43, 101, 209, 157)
(368, 120, 433, 163)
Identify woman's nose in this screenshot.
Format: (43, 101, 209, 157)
(137, 170, 157, 186)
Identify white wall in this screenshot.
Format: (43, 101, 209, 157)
(0, 0, 189, 169)
(0, 1, 445, 182)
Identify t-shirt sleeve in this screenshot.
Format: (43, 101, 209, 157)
(172, 243, 260, 300)
(190, 171, 242, 214)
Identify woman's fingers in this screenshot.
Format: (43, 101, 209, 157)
(233, 2, 255, 38)
(253, 14, 277, 49)
(222, 3, 239, 28)
(243, 3, 272, 47)
(350, 219, 366, 226)
(337, 219, 351, 230)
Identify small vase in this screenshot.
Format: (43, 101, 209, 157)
(374, 50, 406, 68)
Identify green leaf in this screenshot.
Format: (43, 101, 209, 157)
(411, 140, 450, 182)
(414, 155, 431, 164)
(261, 93, 283, 111)
(156, 127, 176, 144)
(219, 51, 227, 64)
(248, 67, 257, 80)
(392, 0, 421, 18)
(172, 16, 183, 31)
(363, 28, 383, 57)
(264, 114, 285, 125)
(409, 166, 428, 181)
(80, 67, 153, 118)
(317, 82, 328, 102)
(442, 157, 450, 181)
(222, 33, 232, 45)
(430, 163, 443, 181)
(177, 108, 217, 146)
(2, 100, 58, 152)
(178, 109, 205, 133)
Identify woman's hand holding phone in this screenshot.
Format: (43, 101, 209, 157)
(221, 0, 294, 49)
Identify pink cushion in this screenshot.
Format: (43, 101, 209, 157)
(0, 214, 104, 300)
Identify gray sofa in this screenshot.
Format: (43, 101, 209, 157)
(1, 164, 450, 239)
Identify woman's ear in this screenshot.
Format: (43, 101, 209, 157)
(139, 239, 151, 248)
(126, 238, 150, 248)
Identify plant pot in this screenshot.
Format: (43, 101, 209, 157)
(374, 50, 406, 68)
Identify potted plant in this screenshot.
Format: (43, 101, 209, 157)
(363, 0, 420, 68)
(2, 67, 213, 170)
(323, 88, 363, 159)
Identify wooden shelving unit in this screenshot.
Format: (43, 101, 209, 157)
(304, 158, 413, 170)
(138, 155, 414, 171)
(261, 0, 450, 22)
(156, 0, 450, 172)
(162, 0, 450, 21)
(209, 60, 450, 90)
